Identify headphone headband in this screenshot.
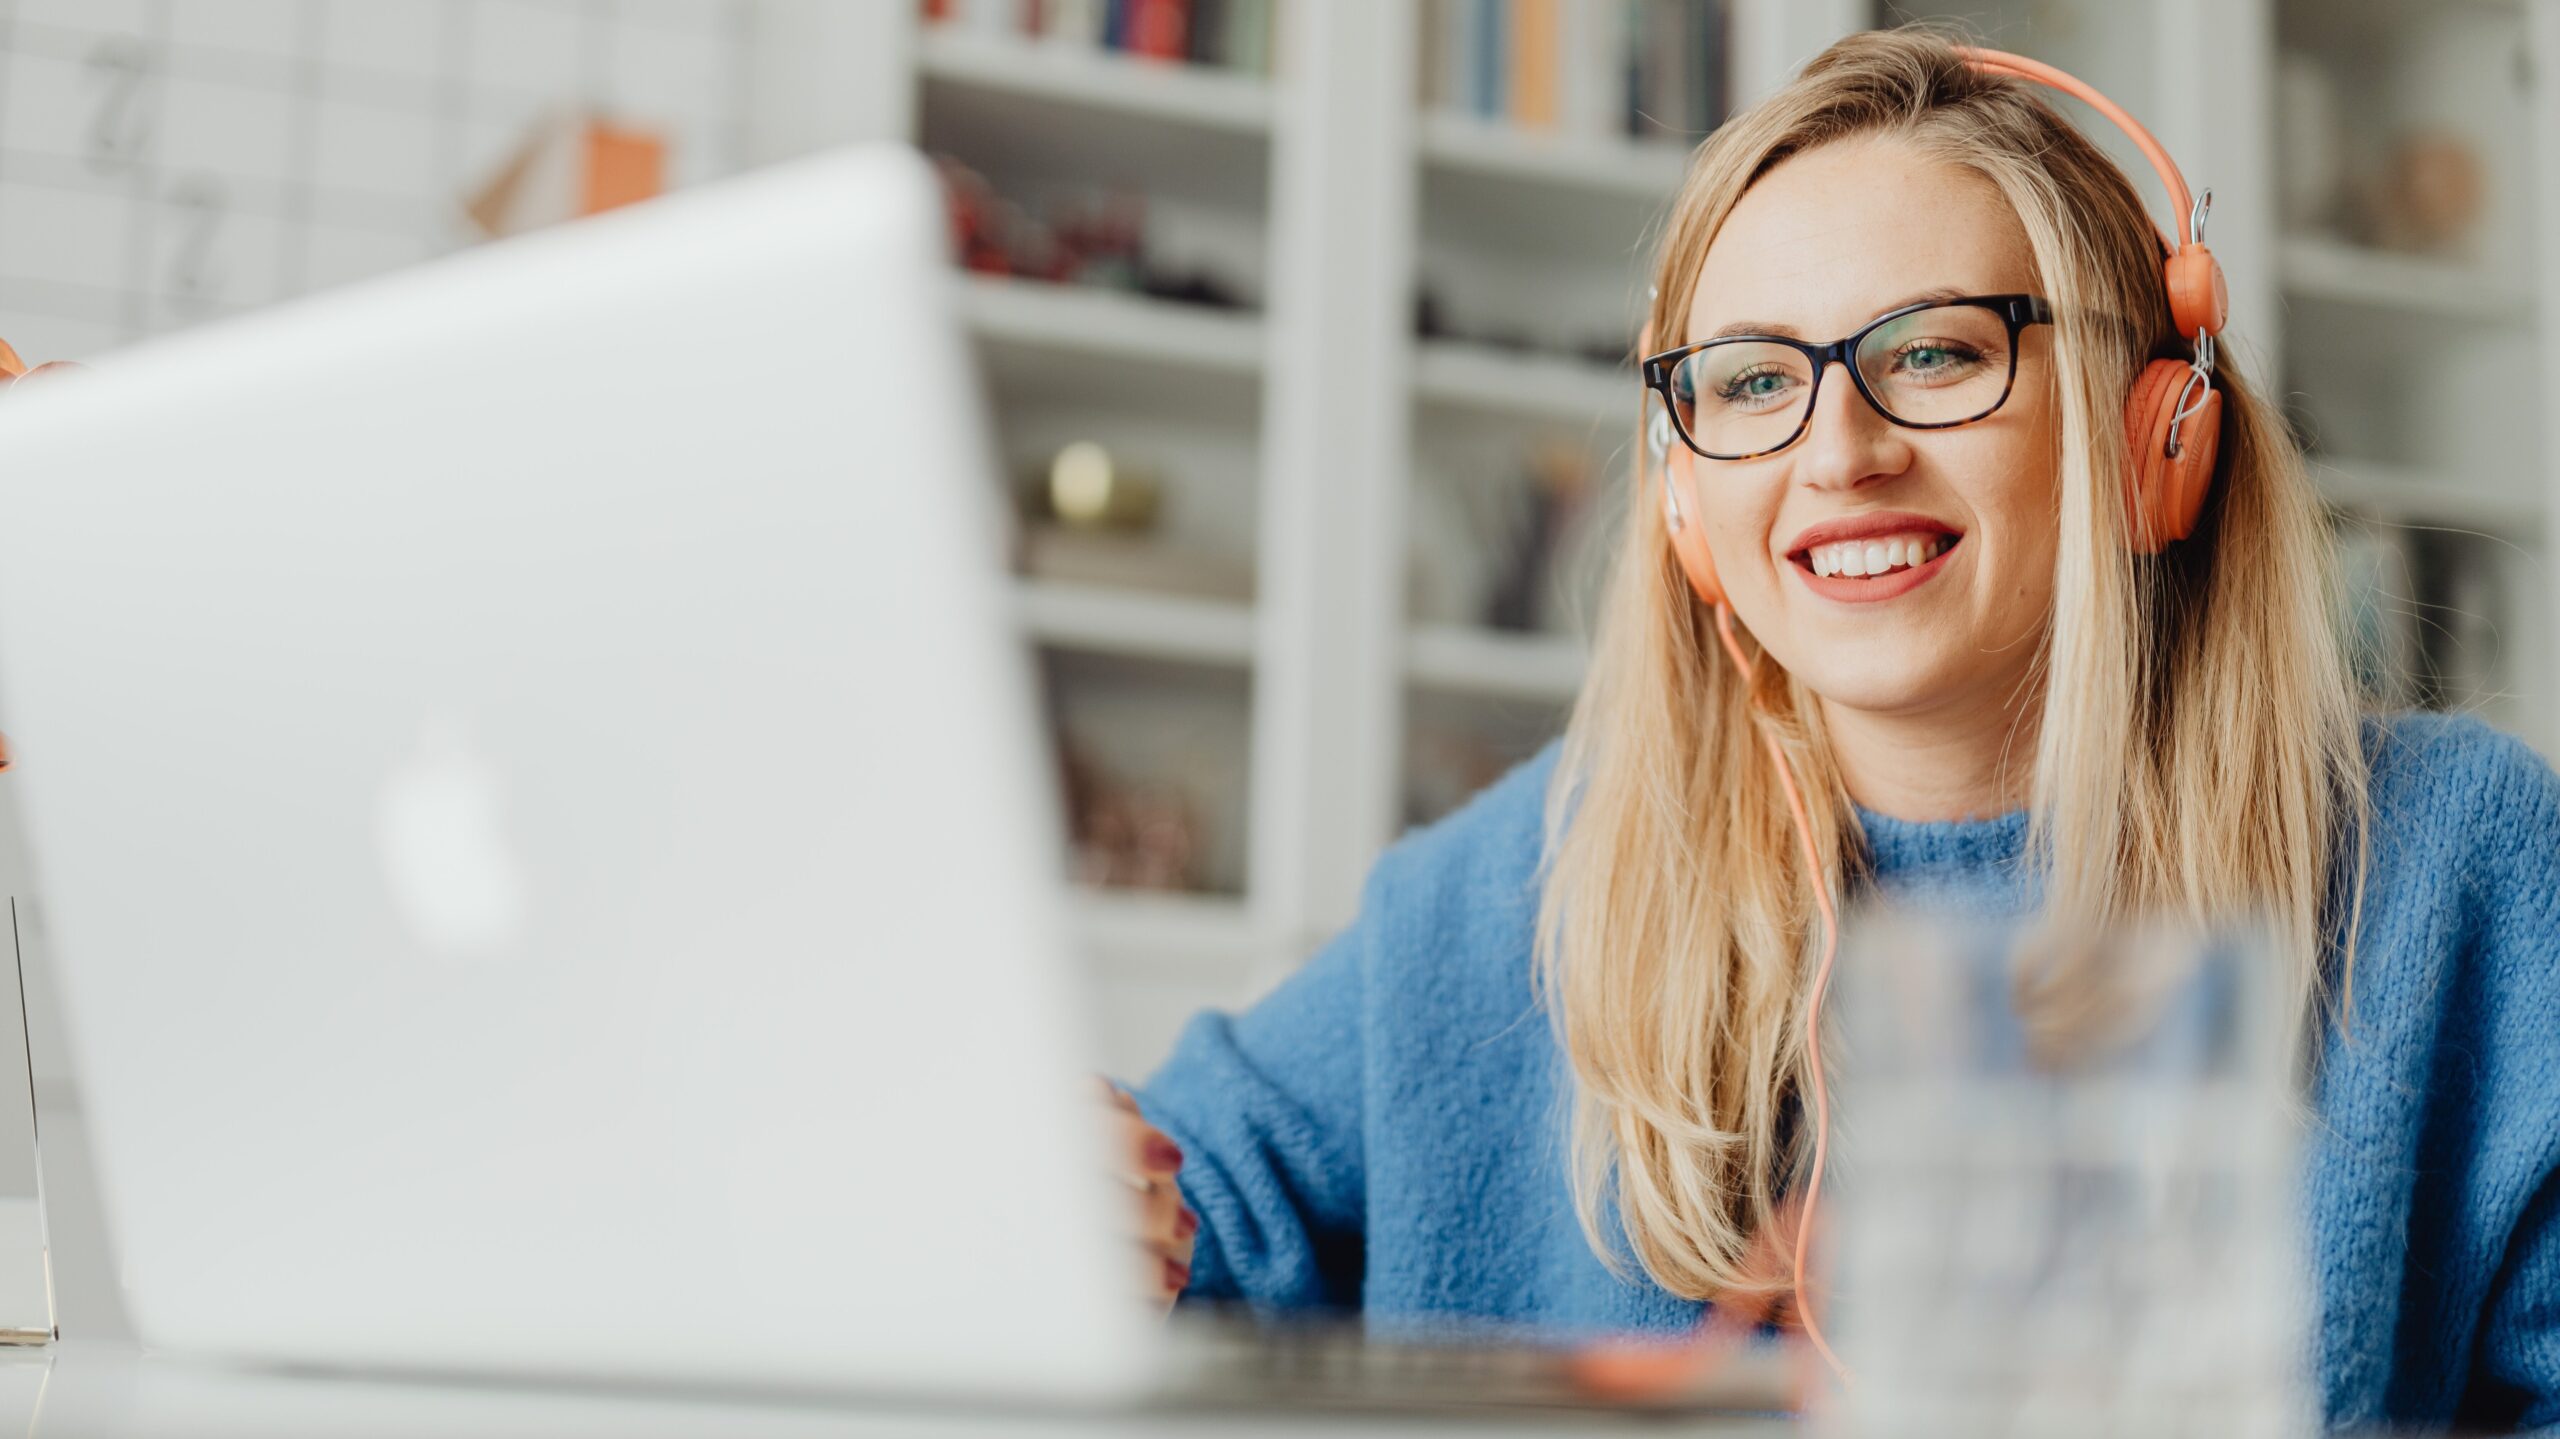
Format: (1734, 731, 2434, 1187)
(1953, 45, 2227, 339)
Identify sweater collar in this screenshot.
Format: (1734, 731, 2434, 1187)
(1852, 803, 2031, 878)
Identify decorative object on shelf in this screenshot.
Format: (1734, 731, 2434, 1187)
(1407, 440, 1602, 633)
(1011, 441, 1253, 602)
(1041, 440, 1164, 531)
(1413, 284, 1632, 371)
(2346, 129, 2489, 260)
(1058, 737, 1207, 892)
(1418, 0, 1725, 143)
(464, 115, 667, 240)
(934, 156, 1249, 309)
(1483, 441, 1597, 633)
(924, 0, 1276, 75)
(2274, 53, 2345, 232)
(1019, 527, 1255, 602)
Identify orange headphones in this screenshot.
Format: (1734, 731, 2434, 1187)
(1639, 49, 2230, 1388)
(1654, 45, 2230, 609)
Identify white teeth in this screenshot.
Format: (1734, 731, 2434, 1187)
(1804, 532, 1953, 580)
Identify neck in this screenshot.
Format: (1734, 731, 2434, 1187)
(1819, 681, 2042, 823)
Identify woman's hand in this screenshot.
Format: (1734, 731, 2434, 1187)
(1100, 1079, 1196, 1309)
(0, 336, 80, 391)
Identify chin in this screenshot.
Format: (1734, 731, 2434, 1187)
(1788, 655, 1967, 717)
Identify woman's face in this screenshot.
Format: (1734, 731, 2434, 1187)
(1672, 136, 2059, 721)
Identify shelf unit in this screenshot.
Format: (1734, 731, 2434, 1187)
(814, 3, 1867, 1075)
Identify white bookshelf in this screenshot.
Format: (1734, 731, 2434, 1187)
(809, 3, 1872, 1073)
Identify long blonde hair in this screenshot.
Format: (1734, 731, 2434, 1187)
(1534, 28, 2368, 1300)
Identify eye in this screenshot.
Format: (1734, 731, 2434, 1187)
(1713, 364, 1800, 411)
(1891, 339, 1989, 382)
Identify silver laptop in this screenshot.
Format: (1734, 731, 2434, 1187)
(0, 144, 1786, 1416)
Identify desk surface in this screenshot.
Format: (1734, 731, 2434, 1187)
(0, 1343, 1794, 1439)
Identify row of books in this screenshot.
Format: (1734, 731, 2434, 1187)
(922, 0, 1277, 74)
(1420, 0, 1730, 143)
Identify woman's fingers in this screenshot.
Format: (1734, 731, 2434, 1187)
(1092, 1077, 1195, 1307)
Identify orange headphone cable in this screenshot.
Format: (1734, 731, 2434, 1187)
(1711, 601, 1849, 1386)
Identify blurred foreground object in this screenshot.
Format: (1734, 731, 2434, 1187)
(466, 115, 669, 240)
(1824, 912, 2310, 1438)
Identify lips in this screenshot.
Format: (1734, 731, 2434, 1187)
(1782, 510, 1965, 604)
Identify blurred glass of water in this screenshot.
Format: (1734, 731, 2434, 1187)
(1819, 909, 2312, 1439)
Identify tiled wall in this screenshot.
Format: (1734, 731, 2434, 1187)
(0, 0, 751, 363)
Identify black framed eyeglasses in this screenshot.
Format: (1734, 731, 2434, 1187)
(1641, 294, 2055, 461)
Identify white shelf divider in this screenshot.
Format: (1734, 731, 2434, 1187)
(1412, 339, 1632, 427)
(2279, 235, 2535, 325)
(959, 275, 1264, 375)
(1415, 110, 1690, 198)
(2312, 458, 2549, 536)
(916, 25, 1275, 134)
(1405, 623, 1589, 703)
(1013, 578, 1257, 667)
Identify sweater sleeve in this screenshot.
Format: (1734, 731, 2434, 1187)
(1127, 859, 1392, 1312)
(2449, 733, 2560, 1431)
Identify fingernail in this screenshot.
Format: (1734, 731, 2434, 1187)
(1144, 1136, 1183, 1172)
(1162, 1256, 1190, 1293)
(1175, 1207, 1199, 1240)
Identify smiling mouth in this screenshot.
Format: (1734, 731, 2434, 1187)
(1790, 530, 1964, 579)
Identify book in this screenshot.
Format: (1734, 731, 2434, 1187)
(1188, 0, 1225, 65)
(1470, 0, 1503, 119)
(1418, 0, 1447, 107)
(1637, 0, 1687, 141)
(1508, 0, 1559, 128)
(1129, 0, 1187, 59)
(1225, 0, 1271, 73)
(1687, 1, 1728, 136)
(1432, 0, 1473, 112)
(1040, 0, 1104, 44)
(1559, 0, 1626, 138)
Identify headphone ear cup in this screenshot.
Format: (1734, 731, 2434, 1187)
(2123, 359, 2219, 554)
(1660, 445, 1726, 607)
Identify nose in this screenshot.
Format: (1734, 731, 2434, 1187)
(1793, 359, 1911, 493)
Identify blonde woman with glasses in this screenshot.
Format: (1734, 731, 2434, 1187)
(1120, 27, 2560, 1432)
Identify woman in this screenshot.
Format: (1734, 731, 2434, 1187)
(1123, 28, 2560, 1432)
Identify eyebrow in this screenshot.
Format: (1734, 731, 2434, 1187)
(1703, 285, 1977, 340)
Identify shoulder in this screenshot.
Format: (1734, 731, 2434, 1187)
(2361, 711, 2560, 887)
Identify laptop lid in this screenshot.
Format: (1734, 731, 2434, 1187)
(0, 145, 1151, 1402)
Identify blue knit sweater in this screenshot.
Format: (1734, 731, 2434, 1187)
(1135, 712, 2560, 1431)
